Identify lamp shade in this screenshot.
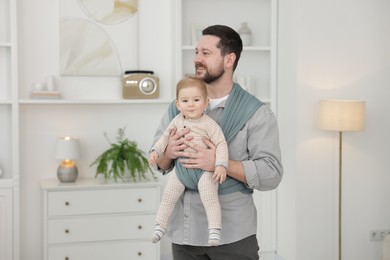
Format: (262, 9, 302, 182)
(55, 137, 81, 160)
(318, 99, 365, 131)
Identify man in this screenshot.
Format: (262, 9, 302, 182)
(152, 24, 283, 260)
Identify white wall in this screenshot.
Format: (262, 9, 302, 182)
(277, 0, 390, 259)
(16, 0, 390, 260)
(277, 0, 298, 259)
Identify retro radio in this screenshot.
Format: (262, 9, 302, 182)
(122, 70, 159, 99)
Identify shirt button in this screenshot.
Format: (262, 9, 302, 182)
(184, 213, 189, 218)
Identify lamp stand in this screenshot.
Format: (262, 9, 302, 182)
(338, 131, 343, 260)
(318, 99, 365, 260)
(57, 160, 78, 183)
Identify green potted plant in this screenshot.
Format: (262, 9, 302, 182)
(90, 127, 156, 182)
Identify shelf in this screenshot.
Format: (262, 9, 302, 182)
(0, 178, 14, 188)
(182, 45, 272, 51)
(0, 100, 12, 105)
(1, 0, 19, 258)
(0, 42, 12, 47)
(176, 0, 277, 109)
(19, 99, 173, 105)
(260, 99, 271, 105)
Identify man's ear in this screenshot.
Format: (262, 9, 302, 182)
(224, 53, 236, 69)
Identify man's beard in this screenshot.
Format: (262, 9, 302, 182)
(195, 63, 225, 84)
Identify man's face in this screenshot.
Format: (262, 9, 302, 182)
(194, 35, 225, 84)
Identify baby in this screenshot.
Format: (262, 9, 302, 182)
(149, 76, 228, 246)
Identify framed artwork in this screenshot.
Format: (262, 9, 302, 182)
(191, 24, 208, 46)
(59, 0, 138, 76)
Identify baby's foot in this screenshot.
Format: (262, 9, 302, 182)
(151, 224, 166, 243)
(208, 228, 221, 246)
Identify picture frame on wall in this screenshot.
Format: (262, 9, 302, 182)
(59, 0, 138, 76)
(191, 24, 208, 46)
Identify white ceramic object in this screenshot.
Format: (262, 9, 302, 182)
(46, 75, 56, 91)
(33, 82, 46, 91)
(238, 22, 252, 46)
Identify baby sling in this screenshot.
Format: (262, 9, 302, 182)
(168, 84, 263, 195)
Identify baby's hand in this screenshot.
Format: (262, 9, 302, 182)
(148, 151, 159, 167)
(213, 166, 227, 184)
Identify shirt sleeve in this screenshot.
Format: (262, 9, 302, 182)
(205, 117, 229, 169)
(150, 109, 174, 175)
(152, 116, 179, 157)
(236, 105, 283, 191)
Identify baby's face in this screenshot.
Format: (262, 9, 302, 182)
(176, 86, 208, 119)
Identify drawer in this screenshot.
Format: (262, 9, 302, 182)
(48, 214, 155, 244)
(47, 187, 158, 216)
(48, 240, 158, 260)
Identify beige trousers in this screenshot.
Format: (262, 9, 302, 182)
(155, 170, 221, 230)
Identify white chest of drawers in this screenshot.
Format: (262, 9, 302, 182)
(41, 178, 160, 260)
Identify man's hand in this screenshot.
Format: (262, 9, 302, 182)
(156, 127, 192, 170)
(179, 137, 216, 172)
(164, 127, 191, 159)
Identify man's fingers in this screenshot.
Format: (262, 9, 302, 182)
(169, 127, 176, 135)
(202, 137, 215, 149)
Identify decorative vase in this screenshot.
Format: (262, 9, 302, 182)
(57, 165, 78, 183)
(238, 22, 252, 46)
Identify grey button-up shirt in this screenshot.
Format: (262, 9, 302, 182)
(152, 99, 283, 246)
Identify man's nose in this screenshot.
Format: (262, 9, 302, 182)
(194, 54, 203, 64)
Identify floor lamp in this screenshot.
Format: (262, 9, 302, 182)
(318, 99, 365, 260)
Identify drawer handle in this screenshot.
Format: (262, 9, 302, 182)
(138, 225, 142, 230)
(65, 257, 69, 260)
(65, 229, 70, 234)
(65, 201, 70, 206)
(138, 198, 142, 203)
(138, 252, 142, 256)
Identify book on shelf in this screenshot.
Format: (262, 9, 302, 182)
(31, 91, 61, 99)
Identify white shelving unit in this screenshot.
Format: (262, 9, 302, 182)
(0, 188, 13, 260)
(173, 0, 278, 113)
(18, 99, 172, 105)
(0, 0, 19, 259)
(173, 0, 279, 256)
